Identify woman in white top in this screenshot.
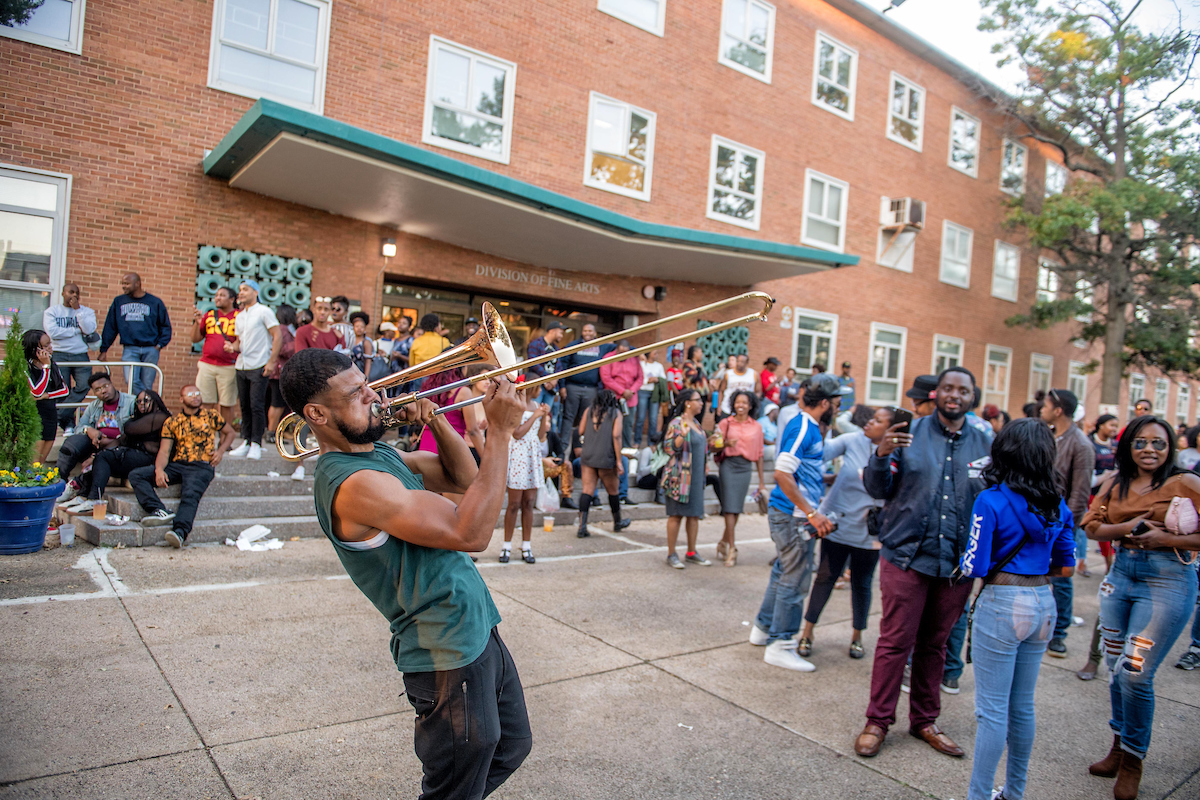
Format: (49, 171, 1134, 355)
(718, 354, 757, 419)
(636, 349, 667, 446)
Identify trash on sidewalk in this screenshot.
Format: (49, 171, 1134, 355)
(224, 524, 284, 552)
(677, 723, 693, 730)
(267, 471, 280, 477)
(106, 514, 131, 526)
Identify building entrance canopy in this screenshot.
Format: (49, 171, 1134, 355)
(204, 100, 858, 287)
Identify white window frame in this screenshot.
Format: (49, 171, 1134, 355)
(1, 0, 86, 53)
(582, 92, 656, 202)
(706, 135, 764, 230)
(1000, 138, 1028, 196)
(597, 0, 665, 37)
(1128, 373, 1145, 419)
(0, 164, 71, 330)
(811, 31, 857, 122)
(717, 0, 775, 83)
(948, 106, 980, 178)
(1029, 353, 1053, 402)
(886, 72, 925, 151)
(1177, 383, 1191, 427)
(801, 169, 849, 253)
(1045, 160, 1068, 197)
(866, 322, 907, 405)
(1154, 377, 1169, 415)
(1075, 277, 1094, 322)
(207, 0, 331, 114)
(992, 240, 1021, 302)
(790, 307, 838, 373)
(1036, 259, 1060, 304)
(421, 37, 517, 165)
(939, 221, 973, 288)
(984, 344, 1013, 411)
(932, 334, 964, 374)
(1068, 360, 1088, 402)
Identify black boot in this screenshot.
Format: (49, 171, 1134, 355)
(610, 494, 631, 531)
(577, 494, 592, 537)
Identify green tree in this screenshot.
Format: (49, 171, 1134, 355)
(0, 0, 44, 27)
(979, 0, 1200, 405)
(0, 317, 41, 471)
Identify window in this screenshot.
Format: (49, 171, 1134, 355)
(1, 0, 85, 53)
(1075, 278, 1094, 322)
(867, 323, 907, 404)
(207, 0, 330, 113)
(932, 334, 964, 374)
(1178, 383, 1191, 427)
(1127, 373, 1145, 419)
(939, 221, 973, 288)
(583, 93, 656, 201)
(811, 33, 857, 121)
(984, 345, 1012, 410)
(1154, 378, 1169, 415)
(802, 170, 848, 252)
(1045, 160, 1068, 196)
(707, 136, 764, 230)
(423, 38, 516, 164)
(0, 166, 70, 336)
(887, 73, 924, 151)
(718, 0, 774, 82)
(598, 0, 665, 36)
(792, 308, 837, 372)
(1029, 354, 1053, 401)
(948, 107, 980, 177)
(1036, 260, 1060, 304)
(1001, 138, 1027, 195)
(1068, 360, 1088, 401)
(992, 241, 1020, 301)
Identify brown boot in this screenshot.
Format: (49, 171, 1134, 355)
(1089, 734, 1123, 778)
(1113, 752, 1143, 800)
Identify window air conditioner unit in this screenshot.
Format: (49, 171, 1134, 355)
(880, 197, 925, 229)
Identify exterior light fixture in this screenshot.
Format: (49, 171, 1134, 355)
(381, 237, 397, 258)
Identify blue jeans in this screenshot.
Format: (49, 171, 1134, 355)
(943, 597, 971, 682)
(967, 584, 1055, 800)
(1100, 548, 1198, 759)
(1073, 526, 1087, 560)
(53, 350, 93, 429)
(1050, 575, 1073, 641)
(755, 507, 815, 643)
(634, 389, 660, 446)
(121, 344, 160, 396)
(618, 455, 628, 500)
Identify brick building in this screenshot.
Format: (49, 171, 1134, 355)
(2, 0, 1192, 426)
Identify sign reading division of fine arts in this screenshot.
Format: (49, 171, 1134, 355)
(475, 264, 602, 296)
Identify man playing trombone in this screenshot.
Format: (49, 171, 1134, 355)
(279, 348, 531, 800)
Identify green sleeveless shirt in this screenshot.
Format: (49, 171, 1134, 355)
(312, 443, 500, 673)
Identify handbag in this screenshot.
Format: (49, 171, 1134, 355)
(1164, 496, 1199, 565)
(712, 418, 728, 465)
(963, 530, 1035, 665)
(866, 506, 883, 537)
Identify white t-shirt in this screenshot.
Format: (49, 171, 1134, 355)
(234, 302, 279, 370)
(640, 360, 666, 391)
(721, 367, 758, 414)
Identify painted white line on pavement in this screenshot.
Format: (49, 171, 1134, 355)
(96, 548, 131, 596)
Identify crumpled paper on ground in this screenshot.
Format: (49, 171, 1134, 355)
(106, 514, 131, 526)
(224, 524, 284, 551)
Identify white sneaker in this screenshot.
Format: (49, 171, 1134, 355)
(57, 484, 78, 503)
(63, 426, 75, 436)
(228, 442, 250, 458)
(247, 443, 262, 460)
(749, 624, 770, 646)
(70, 499, 96, 514)
(1072, 615, 1085, 627)
(164, 530, 184, 549)
(764, 639, 816, 672)
(290, 465, 305, 481)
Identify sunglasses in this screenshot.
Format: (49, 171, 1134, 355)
(1132, 438, 1169, 452)
(313, 296, 332, 303)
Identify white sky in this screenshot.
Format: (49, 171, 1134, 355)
(863, 0, 1200, 97)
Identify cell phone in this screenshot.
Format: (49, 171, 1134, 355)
(1130, 521, 1150, 536)
(891, 407, 913, 433)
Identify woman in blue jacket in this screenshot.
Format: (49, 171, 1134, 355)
(958, 418, 1076, 800)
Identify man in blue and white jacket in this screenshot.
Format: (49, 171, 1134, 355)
(99, 272, 172, 396)
(750, 373, 850, 673)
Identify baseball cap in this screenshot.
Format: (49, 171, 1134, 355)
(239, 279, 260, 294)
(545, 321, 569, 331)
(905, 374, 939, 401)
(465, 316, 480, 325)
(379, 321, 398, 333)
(763, 357, 781, 366)
(808, 372, 853, 399)
(1048, 388, 1079, 418)
(842, 361, 852, 368)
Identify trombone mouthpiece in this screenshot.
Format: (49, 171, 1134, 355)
(370, 402, 384, 418)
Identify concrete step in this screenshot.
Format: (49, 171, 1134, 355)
(96, 492, 314, 522)
(75, 514, 324, 547)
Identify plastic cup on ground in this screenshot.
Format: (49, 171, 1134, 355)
(543, 516, 554, 532)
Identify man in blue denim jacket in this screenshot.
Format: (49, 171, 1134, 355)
(853, 366, 991, 760)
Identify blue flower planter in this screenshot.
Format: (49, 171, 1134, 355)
(0, 482, 63, 555)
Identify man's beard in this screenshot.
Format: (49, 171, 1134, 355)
(820, 405, 836, 426)
(939, 404, 967, 421)
(336, 414, 384, 445)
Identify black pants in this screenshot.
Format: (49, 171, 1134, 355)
(128, 461, 214, 538)
(236, 368, 270, 445)
(557, 384, 596, 461)
(57, 432, 99, 479)
(804, 538, 881, 632)
(402, 628, 531, 800)
(54, 351, 93, 429)
(86, 447, 156, 500)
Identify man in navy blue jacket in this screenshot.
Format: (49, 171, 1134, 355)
(853, 366, 991, 760)
(100, 272, 172, 396)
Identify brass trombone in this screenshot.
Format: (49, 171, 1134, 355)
(275, 291, 774, 461)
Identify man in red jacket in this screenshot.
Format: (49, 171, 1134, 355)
(600, 340, 643, 448)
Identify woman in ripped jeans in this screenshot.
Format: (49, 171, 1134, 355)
(1082, 415, 1200, 800)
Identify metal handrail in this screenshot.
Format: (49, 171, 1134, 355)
(51, 359, 165, 410)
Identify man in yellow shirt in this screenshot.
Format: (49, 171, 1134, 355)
(409, 313, 452, 368)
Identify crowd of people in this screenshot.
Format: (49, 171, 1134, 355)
(21, 274, 1200, 800)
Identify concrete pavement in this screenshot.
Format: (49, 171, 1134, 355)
(2, 514, 1198, 799)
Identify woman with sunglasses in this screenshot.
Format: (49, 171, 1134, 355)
(1082, 415, 1200, 800)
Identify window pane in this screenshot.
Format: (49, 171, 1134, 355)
(795, 315, 833, 334)
(433, 48, 470, 108)
(891, 116, 917, 144)
(951, 114, 977, 171)
(224, 0, 270, 50)
(825, 184, 842, 219)
(628, 113, 648, 161)
(714, 146, 735, 189)
(836, 51, 851, 88)
(723, 0, 746, 35)
(817, 81, 849, 112)
(601, 0, 659, 29)
(0, 286, 52, 336)
(795, 333, 813, 370)
(892, 81, 905, 115)
(871, 346, 887, 378)
(712, 190, 754, 220)
(868, 381, 897, 403)
(591, 102, 625, 155)
(473, 61, 506, 118)
(738, 153, 757, 195)
(886, 348, 900, 378)
(590, 153, 645, 192)
(274, 0, 319, 63)
(818, 41, 834, 79)
(748, 4, 769, 43)
(942, 261, 967, 285)
(724, 35, 766, 72)
(9, 0, 72, 40)
(0, 211, 53, 284)
(0, 176, 57, 211)
(219, 45, 315, 103)
(807, 179, 824, 215)
(876, 330, 902, 346)
(806, 218, 840, 246)
(431, 108, 503, 153)
(907, 88, 920, 120)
